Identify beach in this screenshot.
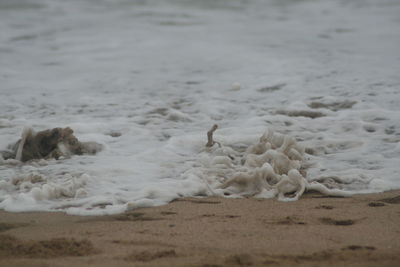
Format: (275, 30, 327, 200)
(1, 190, 399, 267)
(1, 1, 400, 265)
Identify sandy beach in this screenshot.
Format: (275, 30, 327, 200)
(1, 1, 399, 266)
(1, 190, 399, 267)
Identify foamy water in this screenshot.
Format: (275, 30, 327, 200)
(1, 0, 399, 215)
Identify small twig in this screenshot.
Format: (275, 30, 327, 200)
(206, 124, 221, 148)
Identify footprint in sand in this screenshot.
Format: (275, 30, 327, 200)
(124, 249, 177, 262)
(319, 217, 355, 226)
(276, 216, 306, 225)
(368, 202, 385, 207)
(266, 216, 306, 225)
(342, 245, 376, 251)
(316, 205, 334, 210)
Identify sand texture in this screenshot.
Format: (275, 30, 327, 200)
(1, 191, 400, 267)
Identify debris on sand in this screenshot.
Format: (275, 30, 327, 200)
(1, 127, 102, 162)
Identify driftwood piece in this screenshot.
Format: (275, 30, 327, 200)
(205, 124, 221, 148)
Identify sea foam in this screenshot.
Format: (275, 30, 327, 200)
(1, 0, 400, 215)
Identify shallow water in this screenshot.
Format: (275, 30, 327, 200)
(1, 0, 399, 215)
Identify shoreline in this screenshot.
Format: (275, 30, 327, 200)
(1, 190, 400, 266)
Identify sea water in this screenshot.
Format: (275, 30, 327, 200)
(0, 0, 399, 215)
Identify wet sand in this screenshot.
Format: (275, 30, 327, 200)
(1, 190, 400, 267)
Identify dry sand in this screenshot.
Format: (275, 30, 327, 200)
(1, 190, 400, 267)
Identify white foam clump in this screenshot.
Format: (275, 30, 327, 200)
(192, 129, 351, 201)
(0, 172, 90, 212)
(29, 174, 89, 201)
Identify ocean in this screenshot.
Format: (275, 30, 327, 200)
(1, 0, 399, 215)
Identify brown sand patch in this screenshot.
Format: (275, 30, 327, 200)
(0, 223, 29, 233)
(201, 214, 216, 218)
(160, 211, 177, 215)
(111, 240, 175, 248)
(225, 215, 240, 218)
(312, 195, 346, 198)
(319, 217, 355, 226)
(259, 246, 383, 266)
(261, 249, 362, 265)
(199, 214, 240, 220)
(379, 195, 400, 204)
(113, 212, 164, 222)
(1, 190, 399, 266)
(124, 249, 177, 262)
(275, 216, 306, 225)
(180, 199, 222, 204)
(206, 250, 384, 267)
(368, 202, 385, 207)
(343, 245, 376, 251)
(0, 234, 95, 258)
(308, 100, 357, 111)
(316, 205, 334, 210)
(275, 110, 326, 119)
(225, 253, 253, 266)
